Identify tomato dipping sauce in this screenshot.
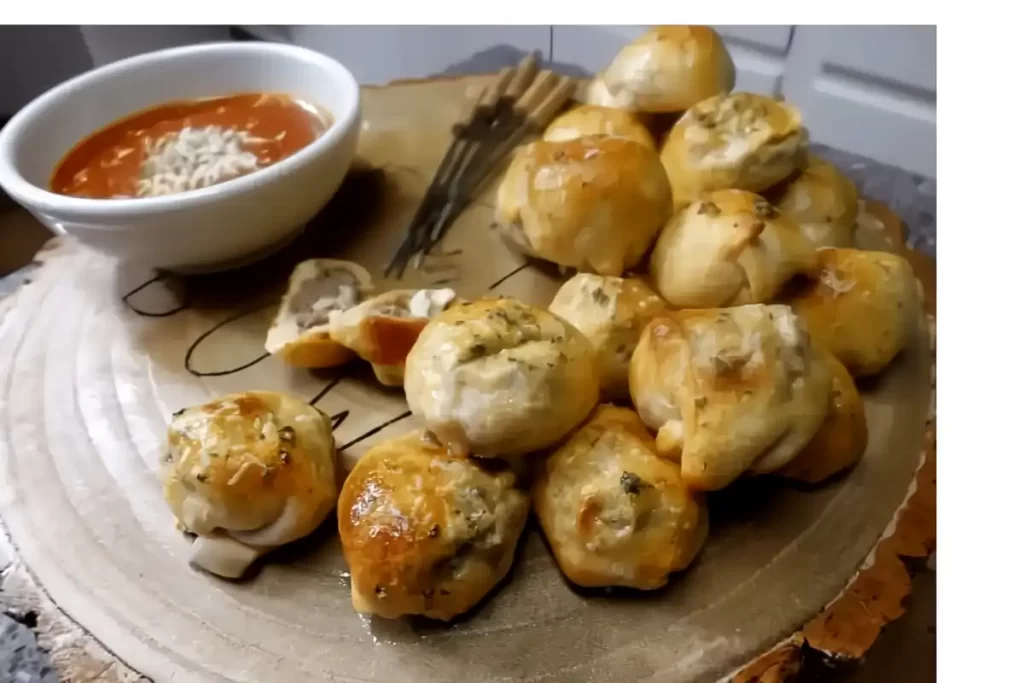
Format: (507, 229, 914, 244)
(50, 92, 326, 199)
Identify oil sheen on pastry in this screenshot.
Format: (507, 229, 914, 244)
(161, 391, 338, 578)
(649, 189, 817, 308)
(788, 248, 921, 376)
(548, 274, 668, 399)
(660, 92, 808, 209)
(338, 429, 529, 621)
(582, 26, 735, 114)
(533, 405, 707, 589)
(629, 305, 832, 490)
(404, 297, 601, 457)
(495, 135, 673, 277)
(774, 352, 869, 484)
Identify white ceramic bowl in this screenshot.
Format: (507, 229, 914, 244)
(0, 42, 361, 272)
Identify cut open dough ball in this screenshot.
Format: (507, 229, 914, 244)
(774, 352, 869, 484)
(265, 259, 373, 368)
(660, 92, 808, 210)
(788, 248, 921, 377)
(495, 135, 673, 277)
(160, 391, 338, 578)
(404, 297, 601, 457)
(649, 189, 818, 308)
(629, 305, 833, 490)
(328, 287, 459, 386)
(533, 405, 707, 590)
(338, 429, 529, 621)
(548, 274, 668, 399)
(582, 26, 735, 114)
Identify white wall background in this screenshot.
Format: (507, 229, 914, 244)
(0, 25, 936, 177)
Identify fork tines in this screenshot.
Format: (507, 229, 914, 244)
(384, 53, 578, 279)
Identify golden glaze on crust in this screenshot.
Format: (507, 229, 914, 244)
(583, 26, 735, 114)
(161, 391, 338, 577)
(265, 259, 374, 369)
(338, 430, 529, 621)
(660, 92, 808, 209)
(404, 297, 601, 457)
(533, 405, 707, 590)
(788, 248, 920, 377)
(649, 189, 817, 308)
(543, 105, 656, 149)
(547, 274, 668, 399)
(328, 287, 459, 387)
(775, 352, 869, 484)
(766, 154, 860, 249)
(629, 305, 832, 490)
(495, 135, 673, 276)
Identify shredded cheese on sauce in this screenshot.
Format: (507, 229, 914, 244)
(136, 125, 266, 198)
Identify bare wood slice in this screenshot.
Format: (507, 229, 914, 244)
(0, 75, 934, 683)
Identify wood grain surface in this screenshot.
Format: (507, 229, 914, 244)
(0, 74, 936, 683)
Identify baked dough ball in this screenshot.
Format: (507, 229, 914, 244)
(629, 305, 832, 490)
(660, 92, 808, 209)
(548, 274, 667, 399)
(161, 391, 338, 578)
(265, 259, 373, 368)
(328, 287, 458, 386)
(789, 248, 920, 377)
(338, 429, 529, 621)
(582, 26, 735, 114)
(404, 297, 600, 457)
(649, 189, 817, 308)
(495, 135, 673, 276)
(774, 352, 868, 484)
(542, 105, 656, 149)
(533, 405, 707, 590)
(767, 154, 859, 248)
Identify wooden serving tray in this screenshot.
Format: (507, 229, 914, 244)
(0, 74, 935, 683)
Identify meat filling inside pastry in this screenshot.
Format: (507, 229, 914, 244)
(329, 287, 459, 386)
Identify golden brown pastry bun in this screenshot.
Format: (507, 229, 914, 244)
(542, 105, 656, 149)
(533, 405, 707, 590)
(328, 287, 458, 387)
(548, 274, 668, 399)
(774, 353, 868, 484)
(265, 259, 374, 368)
(649, 189, 817, 308)
(767, 154, 859, 248)
(582, 26, 735, 114)
(161, 391, 338, 578)
(404, 297, 600, 457)
(789, 248, 920, 377)
(338, 429, 529, 621)
(629, 305, 832, 490)
(495, 135, 673, 276)
(660, 92, 808, 209)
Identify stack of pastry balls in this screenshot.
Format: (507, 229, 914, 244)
(158, 25, 924, 623)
